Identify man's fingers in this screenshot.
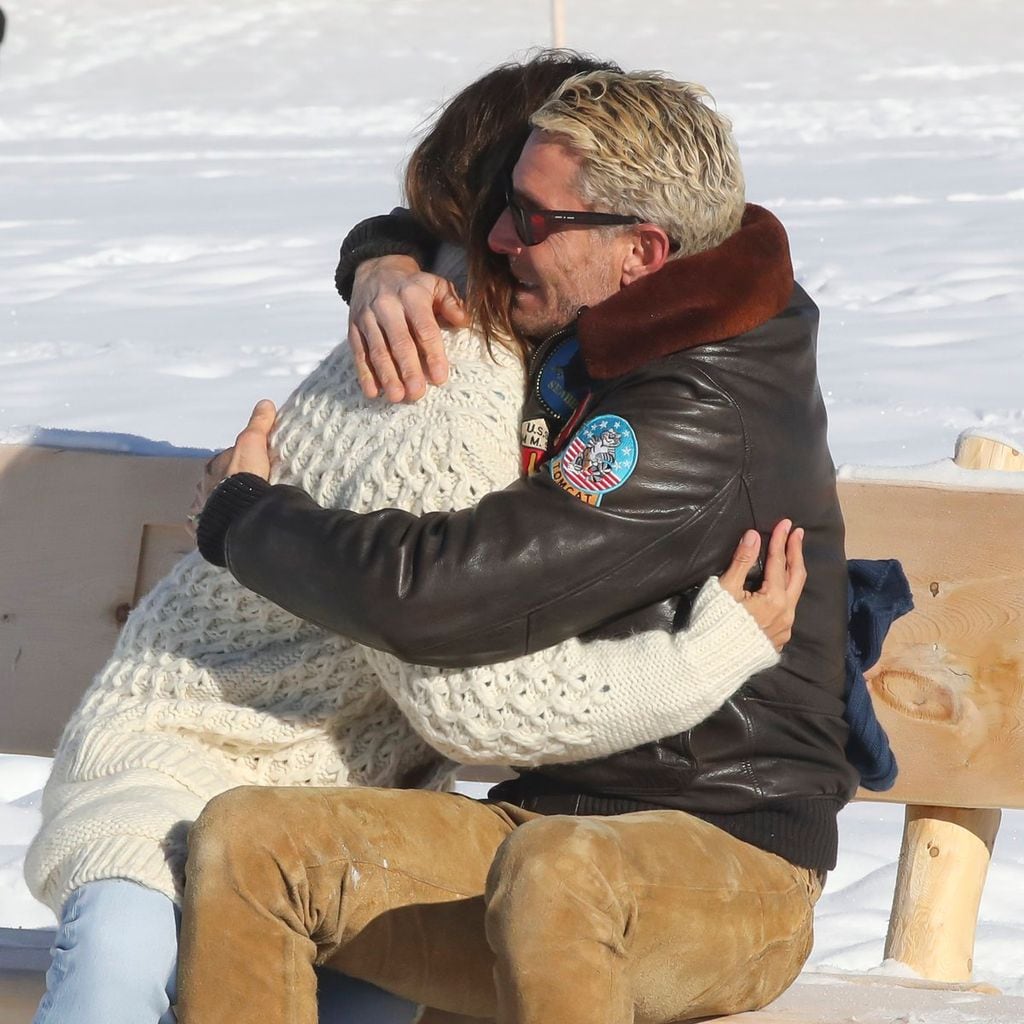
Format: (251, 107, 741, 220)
(410, 289, 454, 388)
(203, 448, 232, 482)
(376, 290, 435, 399)
(719, 529, 761, 598)
(785, 527, 807, 600)
(398, 278, 457, 395)
(226, 402, 275, 481)
(187, 483, 204, 536)
(234, 401, 275, 449)
(242, 399, 276, 435)
(232, 400, 276, 456)
(422, 280, 461, 385)
(347, 322, 380, 399)
(391, 315, 431, 401)
(761, 519, 792, 595)
(347, 264, 458, 400)
(435, 279, 468, 326)
(360, 315, 408, 403)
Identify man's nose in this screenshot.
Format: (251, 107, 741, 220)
(488, 208, 522, 255)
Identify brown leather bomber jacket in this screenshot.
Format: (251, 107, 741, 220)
(208, 207, 861, 872)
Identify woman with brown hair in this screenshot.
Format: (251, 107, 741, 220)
(336, 50, 624, 400)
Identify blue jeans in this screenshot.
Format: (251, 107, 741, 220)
(33, 879, 419, 1024)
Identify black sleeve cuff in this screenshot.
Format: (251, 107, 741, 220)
(334, 210, 441, 302)
(196, 473, 274, 568)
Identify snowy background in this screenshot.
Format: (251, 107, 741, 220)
(1, 0, 1023, 1001)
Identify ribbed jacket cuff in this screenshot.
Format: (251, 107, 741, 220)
(196, 472, 273, 567)
(335, 211, 440, 302)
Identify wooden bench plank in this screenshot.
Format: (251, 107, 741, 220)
(839, 480, 1024, 810)
(0, 970, 45, 1024)
(708, 972, 1024, 1023)
(0, 444, 202, 755)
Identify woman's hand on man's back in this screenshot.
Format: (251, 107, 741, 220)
(719, 520, 807, 652)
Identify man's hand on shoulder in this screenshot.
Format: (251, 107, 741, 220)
(347, 255, 468, 404)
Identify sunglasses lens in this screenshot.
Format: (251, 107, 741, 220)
(511, 204, 533, 246)
(506, 190, 548, 247)
(526, 211, 549, 246)
(512, 205, 543, 247)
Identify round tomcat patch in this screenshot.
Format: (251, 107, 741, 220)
(550, 415, 639, 506)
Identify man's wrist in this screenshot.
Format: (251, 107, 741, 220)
(335, 212, 439, 302)
(196, 472, 274, 568)
(353, 253, 421, 286)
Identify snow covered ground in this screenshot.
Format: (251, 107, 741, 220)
(2, 0, 1022, 463)
(1, 0, 1023, 1005)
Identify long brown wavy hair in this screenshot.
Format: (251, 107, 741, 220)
(404, 50, 622, 357)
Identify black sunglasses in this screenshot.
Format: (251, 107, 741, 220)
(503, 177, 642, 247)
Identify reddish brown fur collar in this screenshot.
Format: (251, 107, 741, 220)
(577, 204, 794, 380)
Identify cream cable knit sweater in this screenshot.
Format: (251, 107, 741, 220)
(25, 329, 777, 914)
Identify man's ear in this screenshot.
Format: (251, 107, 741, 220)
(620, 225, 673, 286)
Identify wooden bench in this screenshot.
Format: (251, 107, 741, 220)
(1, 431, 1022, 1023)
(721, 431, 1024, 1021)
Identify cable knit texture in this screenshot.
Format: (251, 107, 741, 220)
(364, 578, 776, 766)
(25, 329, 776, 914)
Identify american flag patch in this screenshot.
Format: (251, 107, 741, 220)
(549, 415, 639, 506)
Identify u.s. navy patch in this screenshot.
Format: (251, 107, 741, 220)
(520, 417, 550, 476)
(549, 415, 639, 506)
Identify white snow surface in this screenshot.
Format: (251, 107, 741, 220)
(2, 0, 1023, 1005)
(1, 0, 1022, 464)
(838, 458, 1024, 491)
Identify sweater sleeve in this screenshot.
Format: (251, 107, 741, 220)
(363, 577, 778, 766)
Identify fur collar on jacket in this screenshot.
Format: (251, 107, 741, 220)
(577, 204, 794, 380)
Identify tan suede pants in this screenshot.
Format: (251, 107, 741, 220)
(177, 786, 821, 1024)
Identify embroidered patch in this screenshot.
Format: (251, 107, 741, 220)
(520, 417, 550, 476)
(549, 415, 639, 506)
(536, 335, 583, 421)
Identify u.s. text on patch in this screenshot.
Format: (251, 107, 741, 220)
(549, 415, 639, 506)
(520, 417, 550, 476)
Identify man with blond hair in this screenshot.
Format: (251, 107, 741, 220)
(180, 70, 856, 1024)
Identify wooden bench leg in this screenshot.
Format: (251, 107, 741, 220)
(884, 805, 1001, 981)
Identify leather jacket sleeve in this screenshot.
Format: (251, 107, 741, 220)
(222, 364, 749, 667)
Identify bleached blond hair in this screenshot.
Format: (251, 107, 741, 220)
(530, 71, 745, 257)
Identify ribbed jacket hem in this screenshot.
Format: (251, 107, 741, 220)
(489, 785, 843, 872)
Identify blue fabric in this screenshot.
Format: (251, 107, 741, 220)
(34, 880, 180, 1024)
(844, 558, 912, 791)
(33, 878, 418, 1024)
